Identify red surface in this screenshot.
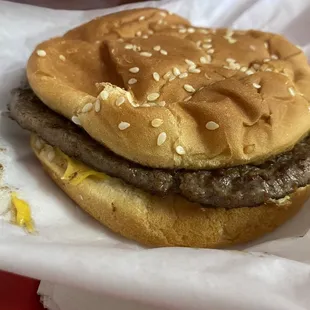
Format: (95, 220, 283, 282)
(0, 271, 44, 310)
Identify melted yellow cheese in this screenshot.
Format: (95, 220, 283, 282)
(11, 192, 34, 233)
(59, 150, 107, 185)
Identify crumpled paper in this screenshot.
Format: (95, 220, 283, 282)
(1, 0, 310, 309)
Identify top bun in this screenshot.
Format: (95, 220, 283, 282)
(27, 8, 310, 169)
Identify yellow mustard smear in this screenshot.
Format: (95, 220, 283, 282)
(58, 150, 108, 185)
(10, 192, 34, 233)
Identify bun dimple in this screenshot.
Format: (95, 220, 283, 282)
(31, 135, 310, 248)
(27, 8, 310, 169)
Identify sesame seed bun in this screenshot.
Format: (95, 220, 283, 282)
(31, 134, 310, 248)
(27, 8, 310, 169)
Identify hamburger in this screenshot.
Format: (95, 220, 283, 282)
(9, 8, 310, 248)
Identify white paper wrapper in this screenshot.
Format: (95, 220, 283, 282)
(1, 0, 310, 309)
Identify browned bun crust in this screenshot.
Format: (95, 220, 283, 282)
(27, 8, 310, 170)
(31, 134, 310, 248)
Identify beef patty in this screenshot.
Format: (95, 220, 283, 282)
(9, 87, 310, 208)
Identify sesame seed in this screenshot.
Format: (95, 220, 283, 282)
(288, 87, 296, 97)
(148, 30, 154, 35)
(271, 54, 278, 60)
(153, 72, 160, 81)
(79, 195, 84, 200)
(141, 103, 151, 107)
(59, 54, 66, 61)
(117, 38, 124, 42)
(118, 122, 130, 130)
(264, 42, 269, 49)
(151, 118, 164, 127)
(179, 72, 188, 79)
(187, 27, 195, 33)
(127, 95, 139, 108)
(185, 59, 195, 66)
(136, 31, 142, 37)
(205, 73, 211, 79)
(129, 67, 140, 73)
(47, 150, 55, 162)
(226, 58, 235, 63)
(133, 45, 141, 52)
(82, 103, 93, 113)
(94, 99, 101, 112)
(95, 40, 101, 44)
(36, 49, 46, 57)
(183, 96, 192, 102)
(229, 62, 238, 69)
(265, 68, 272, 72)
(100, 90, 109, 100)
(204, 38, 212, 43)
(253, 82, 261, 89)
(147, 93, 160, 101)
(139, 16, 145, 21)
(199, 29, 209, 34)
(184, 84, 195, 93)
(207, 49, 215, 54)
(128, 78, 138, 85)
(72, 116, 81, 125)
(153, 45, 161, 51)
(159, 12, 167, 17)
(157, 132, 167, 146)
(264, 58, 271, 63)
(115, 96, 125, 106)
(202, 44, 212, 49)
(253, 63, 260, 70)
(240, 66, 248, 72)
(179, 28, 187, 33)
(246, 69, 254, 75)
(228, 38, 237, 44)
(230, 63, 241, 70)
(189, 68, 201, 73)
(249, 45, 256, 51)
(169, 75, 176, 81)
(200, 56, 208, 64)
(140, 52, 152, 57)
(157, 20, 163, 25)
(196, 40, 202, 47)
(142, 35, 148, 39)
(206, 121, 219, 130)
(223, 66, 231, 70)
(163, 71, 172, 79)
(175, 146, 185, 155)
(160, 49, 168, 55)
(173, 67, 181, 76)
(158, 101, 166, 107)
(125, 44, 134, 49)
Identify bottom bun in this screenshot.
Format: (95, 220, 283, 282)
(31, 135, 310, 248)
